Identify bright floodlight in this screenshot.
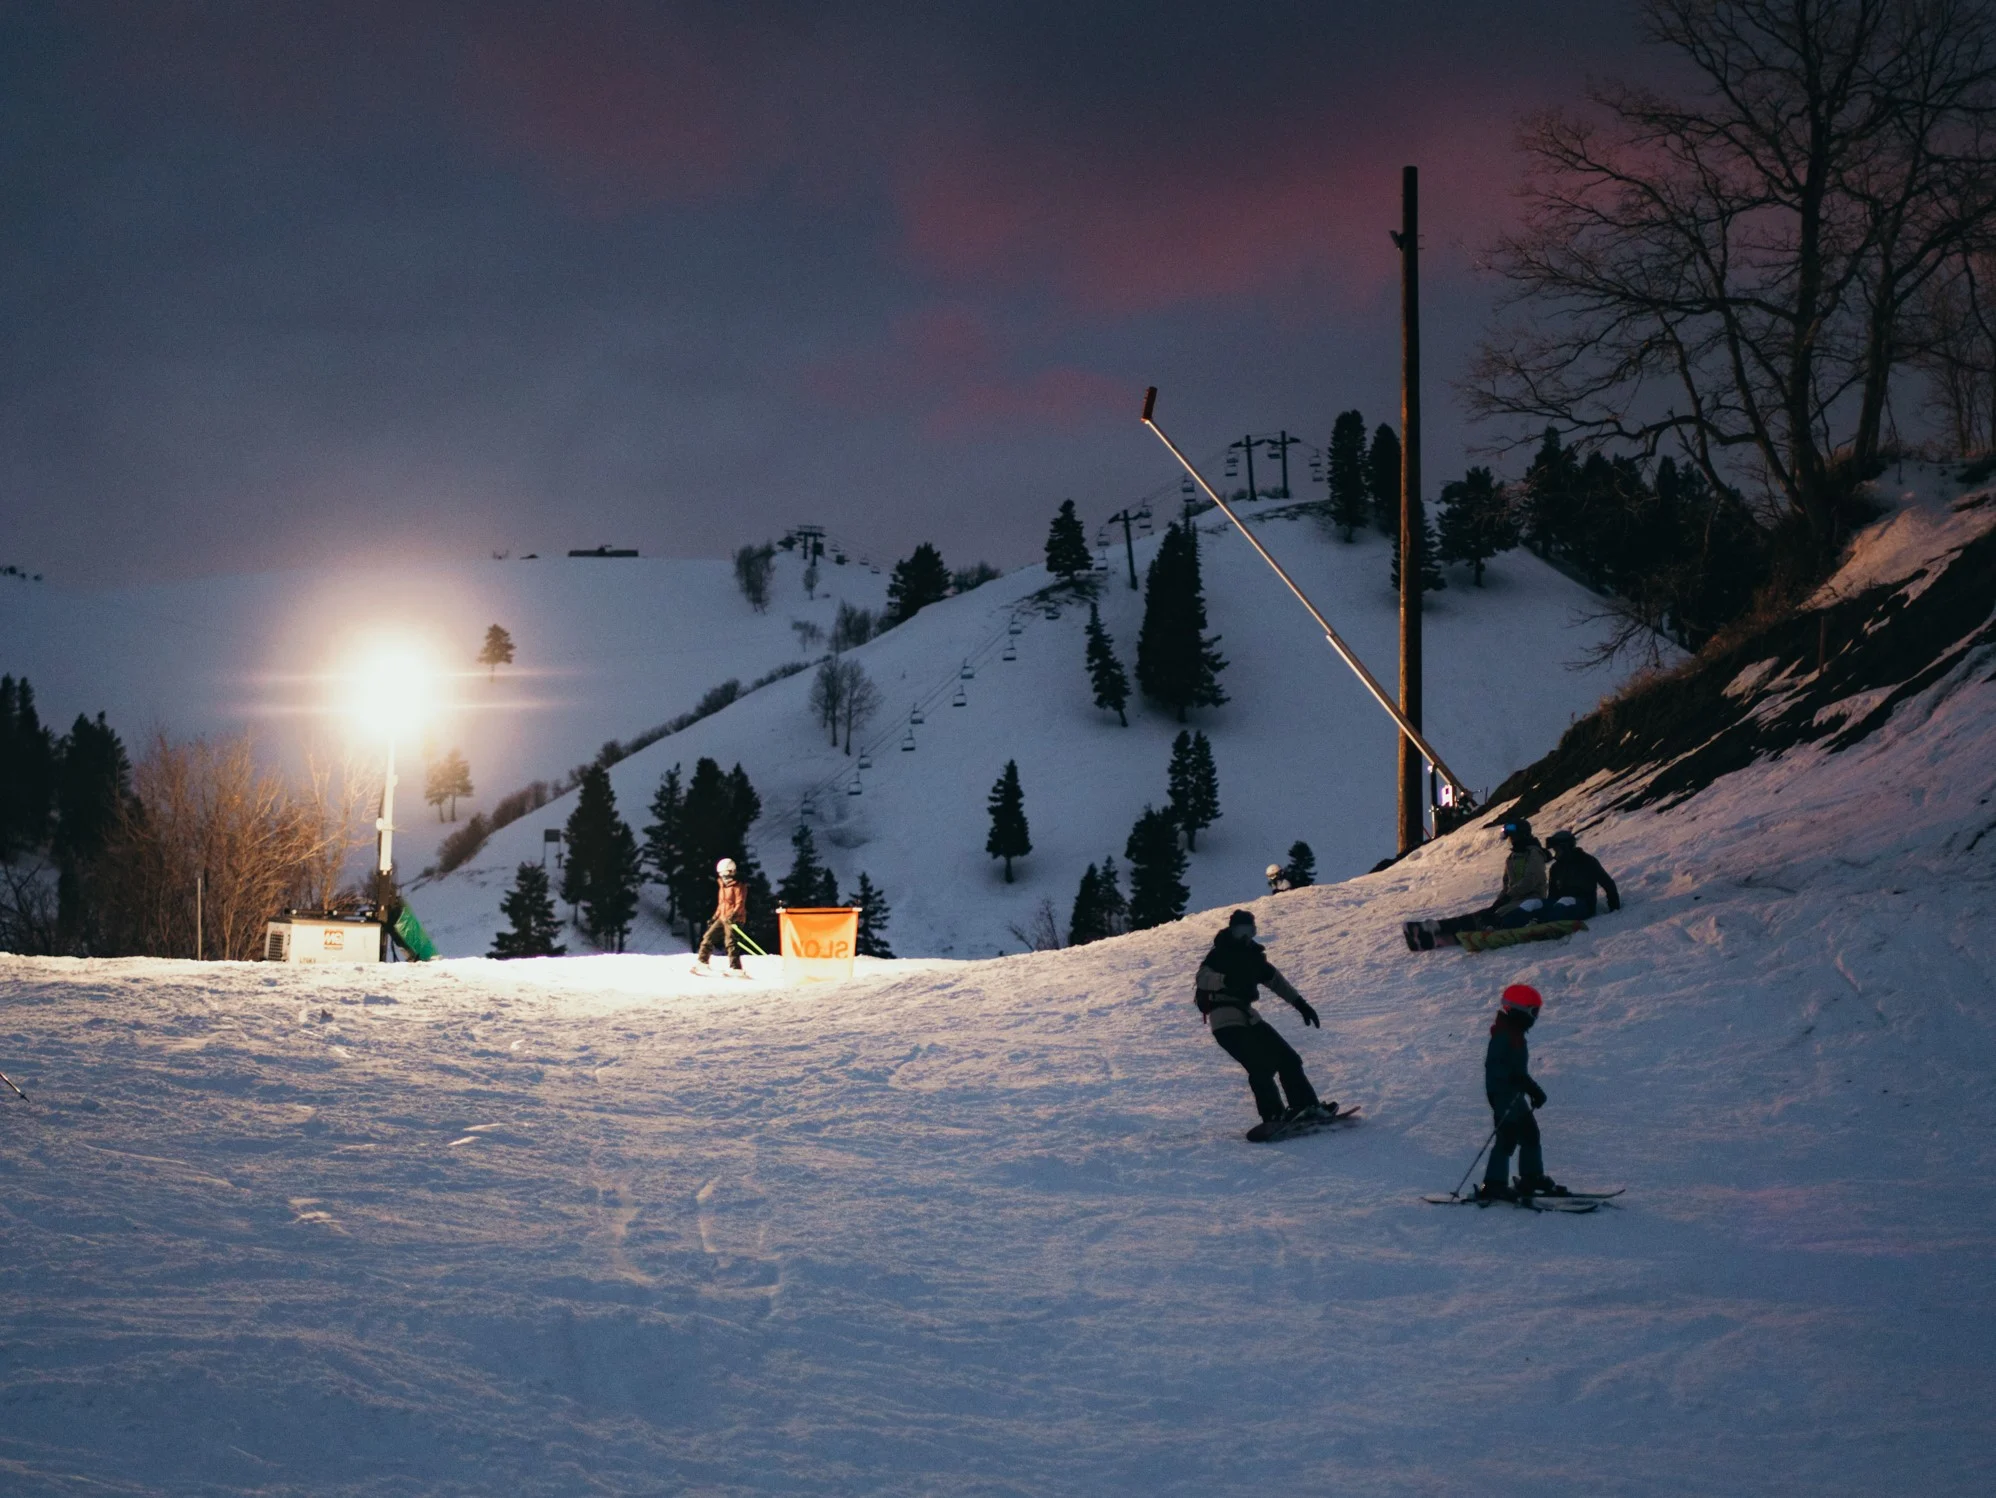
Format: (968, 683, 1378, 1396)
(340, 638, 442, 741)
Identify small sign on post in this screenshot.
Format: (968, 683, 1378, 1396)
(777, 906, 858, 984)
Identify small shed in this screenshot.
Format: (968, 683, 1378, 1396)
(263, 913, 382, 964)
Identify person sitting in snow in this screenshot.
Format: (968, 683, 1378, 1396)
(1407, 820, 1552, 948)
(1195, 909, 1333, 1139)
(1544, 829, 1620, 919)
(1480, 983, 1564, 1200)
(1265, 862, 1293, 894)
(697, 856, 747, 971)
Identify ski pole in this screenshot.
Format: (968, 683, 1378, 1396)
(0, 1069, 28, 1102)
(729, 924, 769, 958)
(1449, 1094, 1524, 1200)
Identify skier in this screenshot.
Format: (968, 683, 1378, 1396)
(1479, 983, 1564, 1200)
(1406, 819, 1552, 948)
(1265, 862, 1292, 894)
(696, 857, 747, 971)
(1195, 909, 1333, 1139)
(1545, 829, 1620, 918)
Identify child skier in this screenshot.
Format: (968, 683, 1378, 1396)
(696, 857, 747, 971)
(1195, 909, 1333, 1140)
(1479, 983, 1564, 1200)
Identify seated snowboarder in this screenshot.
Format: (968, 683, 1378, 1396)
(1195, 909, 1333, 1139)
(1406, 820, 1551, 949)
(1544, 829, 1620, 918)
(1479, 983, 1563, 1200)
(696, 856, 747, 971)
(1265, 862, 1292, 894)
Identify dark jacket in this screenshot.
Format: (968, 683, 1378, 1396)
(1548, 847, 1619, 916)
(1195, 929, 1305, 1030)
(1484, 1010, 1546, 1111)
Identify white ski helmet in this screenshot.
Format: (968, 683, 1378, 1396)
(1265, 864, 1283, 879)
(716, 857, 737, 877)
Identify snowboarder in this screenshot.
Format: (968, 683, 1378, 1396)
(697, 857, 747, 971)
(1265, 862, 1292, 894)
(1545, 829, 1620, 918)
(1405, 819, 1552, 948)
(1479, 983, 1563, 1200)
(1195, 909, 1332, 1138)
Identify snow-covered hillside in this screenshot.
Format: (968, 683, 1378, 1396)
(413, 508, 1632, 956)
(0, 547, 890, 877)
(2, 470, 1993, 1494)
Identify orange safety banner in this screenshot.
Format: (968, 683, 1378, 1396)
(778, 906, 859, 983)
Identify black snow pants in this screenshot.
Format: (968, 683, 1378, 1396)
(1213, 1022, 1320, 1122)
(1485, 1097, 1544, 1187)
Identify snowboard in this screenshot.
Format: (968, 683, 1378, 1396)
(1456, 919, 1587, 953)
(1245, 1103, 1361, 1143)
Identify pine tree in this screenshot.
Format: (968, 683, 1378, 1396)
(885, 542, 950, 624)
(778, 823, 832, 908)
(561, 764, 642, 951)
(1390, 509, 1447, 596)
(642, 765, 685, 922)
(51, 711, 130, 952)
(984, 759, 1032, 882)
(854, 871, 895, 958)
(1124, 806, 1189, 930)
(424, 756, 451, 821)
(1366, 423, 1402, 537)
(1067, 854, 1128, 945)
(1044, 499, 1092, 581)
(1083, 604, 1130, 725)
(478, 624, 516, 679)
(1437, 466, 1520, 586)
(490, 862, 567, 957)
(1134, 523, 1227, 722)
(444, 750, 473, 820)
(1326, 410, 1370, 541)
(1, 677, 56, 856)
(1166, 730, 1221, 851)
(1282, 840, 1317, 888)
(1521, 427, 1581, 559)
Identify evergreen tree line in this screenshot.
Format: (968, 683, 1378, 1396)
(3, 677, 369, 958)
(495, 755, 893, 960)
(1065, 729, 1221, 947)
(1322, 408, 1768, 650)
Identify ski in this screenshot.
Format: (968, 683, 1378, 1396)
(1245, 1103, 1361, 1143)
(1422, 1192, 1600, 1214)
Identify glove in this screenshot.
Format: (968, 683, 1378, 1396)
(1528, 1084, 1548, 1109)
(1294, 1000, 1321, 1028)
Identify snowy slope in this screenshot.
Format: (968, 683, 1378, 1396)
(414, 507, 1633, 957)
(2, 473, 1993, 1495)
(0, 547, 888, 875)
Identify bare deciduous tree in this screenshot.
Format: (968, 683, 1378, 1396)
(95, 735, 373, 959)
(1913, 243, 1996, 452)
(1471, 0, 1996, 568)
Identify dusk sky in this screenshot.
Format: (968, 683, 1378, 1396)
(1, 1, 1657, 584)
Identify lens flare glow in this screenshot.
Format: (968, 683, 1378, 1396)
(336, 637, 445, 741)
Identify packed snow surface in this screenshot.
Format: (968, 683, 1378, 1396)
(4, 535, 1994, 1494)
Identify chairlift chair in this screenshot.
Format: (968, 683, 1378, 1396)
(952, 683, 967, 707)
(910, 703, 925, 726)
(847, 775, 862, 796)
(857, 750, 873, 770)
(1042, 605, 1060, 620)
(901, 730, 917, 751)
(959, 660, 974, 679)
(1007, 619, 1024, 635)
(801, 795, 817, 819)
(1001, 642, 1017, 661)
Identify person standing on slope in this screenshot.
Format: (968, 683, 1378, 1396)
(697, 857, 747, 971)
(1544, 829, 1620, 919)
(1195, 909, 1333, 1139)
(1479, 984, 1564, 1200)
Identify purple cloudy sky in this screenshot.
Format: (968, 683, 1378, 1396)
(0, 1, 1654, 583)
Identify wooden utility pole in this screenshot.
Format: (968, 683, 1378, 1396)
(1395, 165, 1424, 855)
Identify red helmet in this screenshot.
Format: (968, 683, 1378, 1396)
(1501, 983, 1543, 1012)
